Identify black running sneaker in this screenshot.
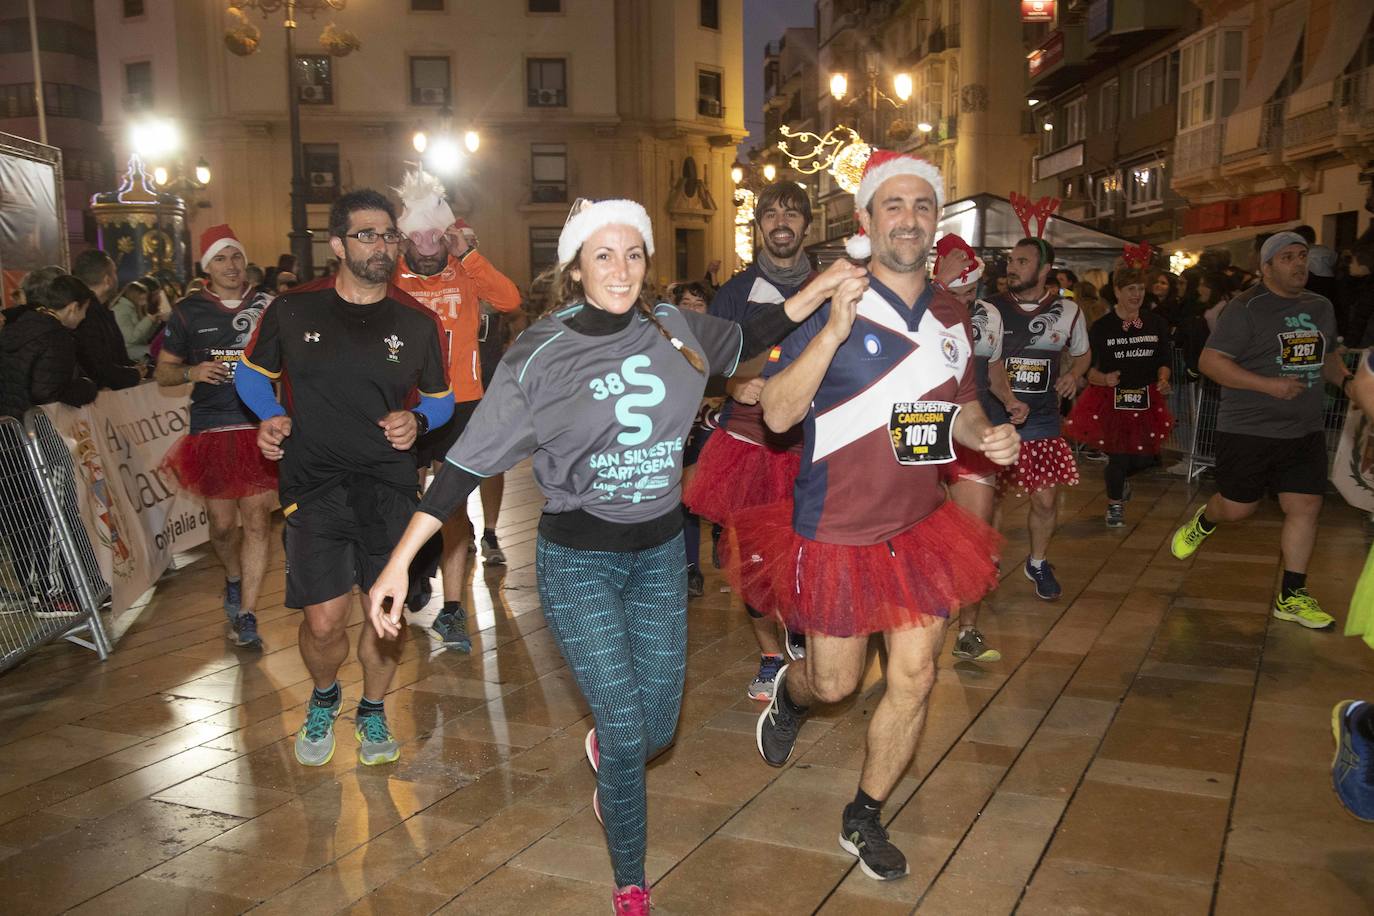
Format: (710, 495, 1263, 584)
(756, 664, 804, 766)
(686, 563, 705, 598)
(839, 803, 909, 880)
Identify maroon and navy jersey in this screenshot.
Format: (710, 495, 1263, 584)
(765, 277, 977, 545)
(240, 278, 449, 508)
(987, 291, 1089, 440)
(162, 288, 272, 433)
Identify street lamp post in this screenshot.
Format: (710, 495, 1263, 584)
(227, 0, 348, 278)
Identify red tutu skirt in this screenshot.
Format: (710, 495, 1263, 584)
(682, 432, 800, 525)
(997, 436, 1080, 498)
(722, 499, 1002, 637)
(1063, 385, 1174, 455)
(940, 447, 1001, 486)
(161, 426, 278, 500)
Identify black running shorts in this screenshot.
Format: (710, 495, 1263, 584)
(1214, 430, 1327, 504)
(416, 399, 478, 468)
(283, 482, 420, 609)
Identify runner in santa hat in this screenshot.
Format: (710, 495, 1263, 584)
(729, 150, 1020, 881)
(156, 223, 277, 649)
(391, 166, 522, 651)
(1064, 247, 1174, 528)
(932, 233, 1028, 663)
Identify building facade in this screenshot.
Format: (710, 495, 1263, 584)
(93, 0, 747, 288)
(0, 0, 114, 253)
(1026, 1, 1200, 248)
(1171, 0, 1374, 265)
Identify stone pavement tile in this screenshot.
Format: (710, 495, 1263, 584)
(421, 768, 547, 824)
(0, 809, 82, 851)
(978, 790, 1067, 828)
(1039, 695, 1118, 737)
(0, 799, 241, 915)
(1136, 660, 1255, 685)
(142, 843, 312, 902)
(1044, 780, 1229, 883)
(337, 881, 448, 916)
(993, 662, 1077, 713)
(998, 733, 1103, 800)
(942, 813, 1055, 887)
(65, 876, 252, 916)
(1096, 722, 1242, 774)
(511, 834, 677, 886)
(1085, 757, 1233, 799)
(816, 888, 918, 916)
(0, 724, 146, 795)
(151, 773, 296, 818)
(506, 727, 587, 776)
(888, 761, 1004, 840)
(428, 711, 554, 749)
(48, 745, 240, 819)
(1156, 607, 1268, 647)
(1145, 637, 1261, 670)
(916, 871, 1026, 915)
(75, 693, 234, 738)
(651, 835, 851, 916)
(824, 831, 960, 908)
(1019, 859, 1212, 916)
(1215, 854, 1374, 916)
(552, 790, 735, 860)
(1061, 646, 1147, 702)
(437, 866, 609, 916)
(644, 726, 789, 807)
(1241, 699, 1334, 764)
(1113, 677, 1254, 736)
(1228, 758, 1374, 850)
(961, 705, 1043, 749)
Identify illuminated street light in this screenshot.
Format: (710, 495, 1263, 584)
(1028, 98, 1040, 107)
(130, 118, 181, 160)
(152, 166, 169, 186)
(730, 164, 744, 184)
(426, 137, 463, 175)
(1043, 122, 1054, 131)
(893, 72, 913, 103)
(463, 130, 480, 153)
(412, 131, 428, 153)
(195, 158, 212, 185)
(830, 72, 848, 101)
(917, 121, 933, 133)
(762, 163, 778, 182)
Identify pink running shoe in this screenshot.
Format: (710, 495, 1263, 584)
(585, 727, 599, 773)
(612, 884, 650, 916)
(592, 787, 603, 826)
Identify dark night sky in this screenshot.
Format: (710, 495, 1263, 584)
(742, 0, 816, 152)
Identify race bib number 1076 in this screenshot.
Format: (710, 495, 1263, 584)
(889, 401, 959, 466)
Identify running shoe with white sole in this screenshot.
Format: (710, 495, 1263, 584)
(481, 531, 506, 566)
(686, 563, 704, 598)
(612, 885, 650, 916)
(756, 664, 804, 766)
(838, 803, 909, 880)
(229, 611, 262, 649)
(1105, 503, 1125, 528)
(748, 654, 785, 700)
(1331, 699, 1374, 822)
(784, 624, 806, 661)
(432, 606, 472, 651)
(1170, 506, 1214, 560)
(952, 627, 1001, 663)
(1023, 557, 1062, 601)
(1272, 589, 1335, 629)
(294, 694, 342, 767)
(584, 727, 599, 773)
(355, 711, 400, 765)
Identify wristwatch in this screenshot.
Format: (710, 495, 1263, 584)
(412, 410, 430, 436)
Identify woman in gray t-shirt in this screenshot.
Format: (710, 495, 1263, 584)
(365, 199, 865, 913)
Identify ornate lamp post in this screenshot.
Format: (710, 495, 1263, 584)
(224, 0, 356, 278)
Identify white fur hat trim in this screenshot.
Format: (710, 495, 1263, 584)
(558, 199, 655, 267)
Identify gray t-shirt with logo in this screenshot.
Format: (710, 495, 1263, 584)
(445, 303, 744, 523)
(1206, 282, 1336, 438)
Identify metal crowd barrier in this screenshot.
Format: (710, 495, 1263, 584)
(0, 411, 110, 674)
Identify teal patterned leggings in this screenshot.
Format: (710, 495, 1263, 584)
(535, 533, 687, 888)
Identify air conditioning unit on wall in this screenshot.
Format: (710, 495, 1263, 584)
(418, 87, 446, 105)
(299, 84, 327, 103)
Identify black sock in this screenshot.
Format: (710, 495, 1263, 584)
(852, 788, 882, 813)
(1281, 570, 1307, 598)
(1355, 704, 1374, 741)
(357, 696, 385, 719)
(311, 682, 340, 708)
(1197, 513, 1216, 533)
(483, 528, 496, 540)
(780, 680, 809, 717)
(441, 600, 463, 615)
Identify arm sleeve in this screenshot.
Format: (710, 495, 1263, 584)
(72, 319, 139, 390)
(1155, 317, 1173, 373)
(416, 390, 454, 429)
(417, 461, 483, 523)
(739, 302, 803, 357)
(235, 360, 286, 420)
(670, 307, 743, 377)
(32, 334, 97, 407)
(443, 359, 539, 476)
(1204, 300, 1249, 359)
(416, 316, 450, 397)
(980, 302, 1004, 362)
(1067, 306, 1090, 358)
(954, 319, 978, 404)
(458, 250, 523, 314)
(1088, 320, 1109, 372)
(240, 299, 283, 378)
(707, 278, 757, 324)
(761, 303, 828, 379)
(161, 307, 190, 359)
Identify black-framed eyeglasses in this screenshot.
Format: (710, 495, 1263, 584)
(345, 229, 404, 245)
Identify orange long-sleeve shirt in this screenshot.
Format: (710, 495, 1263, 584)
(392, 248, 522, 403)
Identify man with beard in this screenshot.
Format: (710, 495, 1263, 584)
(1171, 232, 1352, 628)
(683, 181, 814, 699)
(986, 238, 1090, 600)
(157, 225, 278, 648)
(392, 169, 521, 650)
(235, 190, 453, 767)
(736, 151, 1020, 880)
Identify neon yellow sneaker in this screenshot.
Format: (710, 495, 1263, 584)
(1272, 589, 1335, 629)
(355, 712, 401, 765)
(1170, 506, 1214, 559)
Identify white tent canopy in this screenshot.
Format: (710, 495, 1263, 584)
(936, 194, 1131, 271)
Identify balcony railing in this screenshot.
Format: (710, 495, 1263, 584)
(1258, 99, 1285, 151)
(1285, 105, 1336, 149)
(1174, 122, 1224, 179)
(1338, 67, 1374, 132)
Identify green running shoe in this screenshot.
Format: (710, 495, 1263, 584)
(294, 694, 342, 767)
(355, 712, 401, 766)
(1272, 589, 1335, 629)
(1171, 506, 1213, 559)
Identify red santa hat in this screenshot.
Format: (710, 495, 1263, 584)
(934, 233, 984, 288)
(846, 150, 945, 260)
(199, 224, 245, 270)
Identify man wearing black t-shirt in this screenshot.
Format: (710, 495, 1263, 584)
(236, 189, 453, 768)
(156, 225, 277, 649)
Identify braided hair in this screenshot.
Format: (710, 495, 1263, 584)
(541, 246, 706, 375)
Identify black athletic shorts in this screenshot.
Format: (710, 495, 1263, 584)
(283, 481, 421, 609)
(1214, 430, 1327, 504)
(416, 399, 478, 468)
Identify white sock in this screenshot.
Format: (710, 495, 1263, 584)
(1028, 557, 1045, 570)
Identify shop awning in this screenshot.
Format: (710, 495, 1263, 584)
(1166, 220, 1302, 266)
(1287, 0, 1374, 116)
(1223, 0, 1309, 156)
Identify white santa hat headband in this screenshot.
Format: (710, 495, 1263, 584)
(558, 198, 655, 267)
(395, 167, 456, 257)
(845, 150, 946, 260)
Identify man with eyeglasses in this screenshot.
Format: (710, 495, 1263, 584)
(391, 168, 521, 650)
(236, 189, 454, 768)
